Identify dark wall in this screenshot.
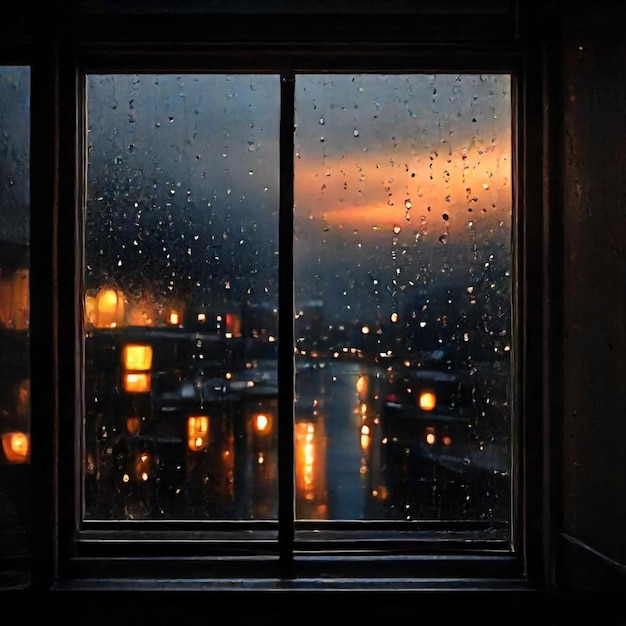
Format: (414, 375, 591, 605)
(560, 2, 626, 583)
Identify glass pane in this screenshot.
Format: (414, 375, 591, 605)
(0, 66, 31, 580)
(294, 74, 512, 523)
(84, 74, 280, 520)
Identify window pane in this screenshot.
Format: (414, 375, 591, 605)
(84, 74, 280, 520)
(294, 74, 512, 523)
(0, 66, 31, 573)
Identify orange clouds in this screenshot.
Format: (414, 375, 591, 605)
(294, 142, 511, 238)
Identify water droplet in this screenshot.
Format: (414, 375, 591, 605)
(393, 224, 401, 234)
(438, 233, 448, 244)
(353, 129, 359, 137)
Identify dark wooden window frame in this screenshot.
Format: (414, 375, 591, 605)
(2, 4, 551, 601)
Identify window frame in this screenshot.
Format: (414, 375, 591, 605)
(21, 6, 548, 594)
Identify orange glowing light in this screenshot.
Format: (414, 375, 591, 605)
(187, 415, 209, 451)
(126, 416, 142, 436)
(360, 424, 370, 450)
(356, 375, 368, 397)
(122, 344, 153, 371)
(1, 431, 30, 463)
(253, 413, 271, 433)
(425, 427, 436, 446)
(123, 372, 151, 393)
(134, 452, 152, 481)
(225, 312, 242, 337)
(95, 287, 125, 328)
(418, 391, 437, 411)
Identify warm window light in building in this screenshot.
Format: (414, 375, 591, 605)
(95, 287, 125, 328)
(168, 310, 179, 325)
(122, 344, 153, 371)
(2, 431, 30, 463)
(187, 415, 209, 451)
(418, 391, 437, 411)
(0, 269, 30, 330)
(0, 269, 29, 330)
(121, 345, 153, 393)
(123, 373, 151, 394)
(253, 413, 271, 434)
(425, 427, 436, 446)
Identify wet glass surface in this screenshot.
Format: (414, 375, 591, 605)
(293, 75, 512, 521)
(84, 74, 280, 520)
(0, 65, 31, 579)
(83, 73, 512, 526)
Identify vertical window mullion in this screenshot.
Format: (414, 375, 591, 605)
(278, 72, 295, 576)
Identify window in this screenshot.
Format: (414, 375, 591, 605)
(4, 3, 546, 594)
(0, 65, 30, 587)
(10, 0, 626, 608)
(83, 73, 512, 528)
(71, 62, 521, 583)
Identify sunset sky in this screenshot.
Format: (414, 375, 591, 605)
(81, 72, 512, 321)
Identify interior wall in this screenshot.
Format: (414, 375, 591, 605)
(560, 2, 626, 576)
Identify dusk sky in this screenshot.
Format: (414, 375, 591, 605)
(0, 69, 512, 329)
(0, 66, 30, 245)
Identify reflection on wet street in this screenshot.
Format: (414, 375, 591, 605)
(85, 338, 510, 523)
(294, 357, 509, 522)
(296, 360, 367, 520)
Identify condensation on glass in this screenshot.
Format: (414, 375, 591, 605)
(83, 72, 512, 529)
(294, 75, 512, 523)
(84, 75, 280, 520)
(0, 66, 31, 567)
